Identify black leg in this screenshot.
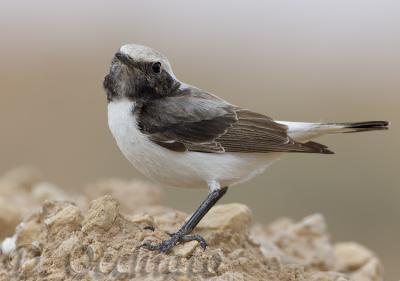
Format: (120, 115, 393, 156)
(142, 186, 228, 253)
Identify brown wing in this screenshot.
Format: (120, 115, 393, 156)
(138, 88, 332, 154)
(215, 108, 331, 153)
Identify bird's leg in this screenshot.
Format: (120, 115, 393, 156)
(142, 186, 228, 253)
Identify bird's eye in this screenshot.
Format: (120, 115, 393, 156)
(151, 62, 162, 74)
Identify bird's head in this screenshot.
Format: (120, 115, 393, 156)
(103, 44, 179, 102)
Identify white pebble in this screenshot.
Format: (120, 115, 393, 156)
(1, 235, 17, 255)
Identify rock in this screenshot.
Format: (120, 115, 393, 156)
(31, 182, 70, 202)
(252, 214, 335, 271)
(1, 235, 16, 255)
(198, 203, 252, 233)
(351, 257, 383, 281)
(82, 195, 119, 233)
(0, 168, 78, 240)
(0, 198, 21, 239)
(44, 203, 83, 239)
(0, 197, 300, 280)
(0, 168, 385, 281)
(334, 242, 383, 281)
(334, 242, 375, 272)
(16, 215, 44, 248)
(0, 167, 43, 239)
(250, 224, 283, 258)
(83, 179, 161, 214)
(172, 240, 198, 257)
(305, 272, 350, 281)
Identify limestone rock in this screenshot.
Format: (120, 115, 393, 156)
(0, 198, 21, 239)
(83, 179, 161, 214)
(0, 168, 385, 281)
(0, 168, 76, 240)
(334, 242, 375, 272)
(251, 214, 335, 271)
(198, 203, 252, 233)
(82, 195, 119, 233)
(334, 242, 383, 281)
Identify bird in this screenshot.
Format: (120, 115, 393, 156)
(103, 44, 389, 253)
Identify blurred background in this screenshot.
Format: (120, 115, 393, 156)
(0, 0, 399, 279)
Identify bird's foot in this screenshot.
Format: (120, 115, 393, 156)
(142, 232, 207, 253)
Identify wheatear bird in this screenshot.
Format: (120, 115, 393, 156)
(103, 44, 388, 252)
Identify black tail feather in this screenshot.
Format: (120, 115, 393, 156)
(295, 121, 388, 155)
(340, 121, 389, 133)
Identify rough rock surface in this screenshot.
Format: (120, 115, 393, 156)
(0, 168, 161, 241)
(0, 167, 67, 240)
(0, 168, 384, 281)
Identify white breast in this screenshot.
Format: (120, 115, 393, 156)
(108, 99, 281, 189)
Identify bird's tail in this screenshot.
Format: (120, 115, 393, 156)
(278, 120, 389, 142)
(316, 121, 389, 134)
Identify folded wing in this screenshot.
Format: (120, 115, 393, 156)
(137, 88, 333, 154)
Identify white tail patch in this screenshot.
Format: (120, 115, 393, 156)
(277, 121, 389, 142)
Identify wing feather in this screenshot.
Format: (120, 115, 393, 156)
(138, 88, 332, 154)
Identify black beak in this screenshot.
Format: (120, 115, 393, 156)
(115, 52, 137, 69)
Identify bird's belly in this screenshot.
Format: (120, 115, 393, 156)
(108, 100, 281, 189)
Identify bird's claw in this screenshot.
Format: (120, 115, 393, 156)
(141, 233, 207, 253)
